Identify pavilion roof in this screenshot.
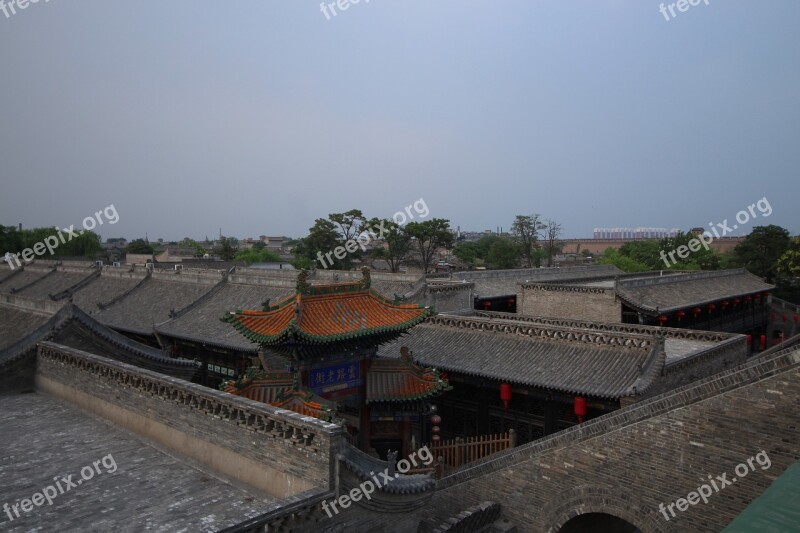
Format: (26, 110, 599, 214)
(366, 347, 452, 404)
(223, 269, 432, 347)
(223, 373, 339, 422)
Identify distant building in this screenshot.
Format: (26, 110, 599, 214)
(104, 238, 128, 250)
(261, 236, 286, 250)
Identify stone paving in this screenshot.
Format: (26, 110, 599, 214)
(0, 392, 274, 532)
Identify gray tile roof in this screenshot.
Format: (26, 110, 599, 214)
(50, 306, 201, 380)
(95, 278, 218, 334)
(14, 270, 97, 300)
(157, 282, 295, 351)
(313, 269, 424, 300)
(472, 311, 737, 362)
(0, 266, 19, 283)
(0, 267, 53, 294)
(615, 268, 774, 315)
(70, 272, 146, 313)
(0, 304, 201, 380)
(0, 304, 51, 350)
(452, 265, 623, 298)
(377, 315, 664, 399)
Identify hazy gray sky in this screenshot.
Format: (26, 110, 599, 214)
(1, 1, 798, 241)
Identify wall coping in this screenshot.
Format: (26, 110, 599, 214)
(36, 342, 343, 449)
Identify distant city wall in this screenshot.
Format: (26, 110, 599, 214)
(559, 237, 745, 255)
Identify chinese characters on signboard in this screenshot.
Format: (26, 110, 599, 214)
(310, 362, 361, 394)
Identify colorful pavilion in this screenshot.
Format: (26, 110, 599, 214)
(222, 268, 451, 458)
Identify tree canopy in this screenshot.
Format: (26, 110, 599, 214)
(405, 218, 454, 274)
(125, 239, 155, 255)
(733, 225, 792, 283)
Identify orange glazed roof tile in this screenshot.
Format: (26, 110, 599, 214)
(223, 374, 338, 422)
(366, 347, 451, 404)
(223, 270, 432, 346)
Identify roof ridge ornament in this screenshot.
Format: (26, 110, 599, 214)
(359, 266, 371, 290)
(296, 269, 310, 294)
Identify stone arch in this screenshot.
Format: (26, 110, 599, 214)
(540, 485, 666, 533)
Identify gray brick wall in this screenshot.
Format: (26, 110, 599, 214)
(34, 343, 342, 499)
(519, 284, 620, 322)
(413, 347, 800, 532)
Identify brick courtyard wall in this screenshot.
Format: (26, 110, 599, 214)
(412, 346, 800, 532)
(518, 284, 620, 322)
(34, 342, 342, 500)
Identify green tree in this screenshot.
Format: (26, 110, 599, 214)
(717, 251, 744, 270)
(541, 218, 563, 267)
(659, 232, 720, 271)
(405, 218, 454, 274)
(511, 215, 544, 268)
(125, 239, 155, 255)
(367, 217, 410, 273)
(219, 237, 239, 261)
(454, 235, 512, 268)
(292, 218, 343, 269)
(60, 230, 102, 257)
(453, 241, 481, 268)
(598, 248, 649, 273)
(775, 236, 800, 303)
(487, 238, 520, 269)
(776, 237, 800, 278)
(2, 225, 100, 260)
(619, 240, 663, 270)
(734, 225, 792, 282)
(236, 248, 281, 265)
(0, 225, 23, 256)
(180, 238, 208, 256)
(329, 209, 367, 270)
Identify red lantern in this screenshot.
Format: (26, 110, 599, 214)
(507, 298, 515, 308)
(676, 311, 686, 322)
(744, 296, 752, 303)
(483, 300, 492, 310)
(431, 414, 442, 425)
(432, 434, 441, 442)
(760, 335, 766, 351)
(574, 396, 587, 424)
(657, 315, 668, 326)
(733, 298, 740, 307)
(500, 383, 512, 410)
(693, 307, 702, 317)
(754, 294, 761, 302)
(783, 314, 788, 323)
(708, 304, 716, 312)
(747, 334, 752, 346)
(721, 301, 729, 310)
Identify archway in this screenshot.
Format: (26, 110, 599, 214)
(559, 512, 641, 533)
